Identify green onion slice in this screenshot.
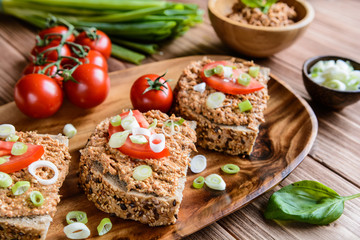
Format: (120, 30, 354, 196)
(205, 174, 226, 190)
(213, 65, 224, 75)
(66, 211, 88, 224)
(110, 115, 122, 127)
(97, 218, 112, 236)
(148, 119, 158, 130)
(0, 172, 13, 188)
(108, 131, 130, 148)
(0, 124, 15, 138)
(221, 164, 240, 174)
(238, 99, 253, 112)
(0, 156, 10, 165)
(193, 176, 205, 189)
(11, 181, 30, 195)
(190, 155, 207, 173)
(133, 165, 152, 181)
(204, 68, 215, 77)
(5, 133, 19, 142)
(249, 66, 260, 77)
(121, 115, 140, 130)
(129, 135, 148, 144)
(63, 222, 90, 240)
(29, 191, 44, 207)
(237, 73, 251, 86)
(11, 142, 28, 156)
(63, 123, 77, 139)
(162, 120, 181, 136)
(206, 92, 226, 109)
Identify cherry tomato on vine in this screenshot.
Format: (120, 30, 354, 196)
(38, 26, 75, 42)
(14, 74, 63, 118)
(63, 50, 108, 71)
(31, 42, 71, 62)
(75, 30, 111, 59)
(130, 73, 173, 113)
(23, 61, 63, 87)
(64, 64, 110, 109)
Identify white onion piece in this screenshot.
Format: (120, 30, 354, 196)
(64, 222, 91, 240)
(0, 124, 15, 138)
(193, 82, 206, 93)
(121, 115, 140, 131)
(132, 127, 151, 137)
(206, 92, 226, 109)
(190, 155, 207, 173)
(28, 160, 59, 185)
(63, 123, 77, 139)
(149, 134, 166, 153)
(223, 66, 233, 78)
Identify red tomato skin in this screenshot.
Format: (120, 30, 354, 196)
(108, 110, 170, 159)
(0, 141, 45, 173)
(14, 74, 63, 118)
(39, 26, 75, 42)
(200, 61, 264, 95)
(64, 64, 110, 109)
(31, 42, 71, 62)
(23, 61, 63, 87)
(63, 50, 108, 71)
(75, 30, 111, 59)
(130, 74, 173, 113)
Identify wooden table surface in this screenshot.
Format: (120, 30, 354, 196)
(1, 0, 360, 239)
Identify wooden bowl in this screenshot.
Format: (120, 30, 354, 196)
(208, 0, 315, 57)
(302, 56, 360, 109)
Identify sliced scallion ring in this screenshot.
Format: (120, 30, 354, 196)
(121, 115, 140, 131)
(97, 218, 112, 236)
(162, 120, 180, 136)
(223, 66, 233, 78)
(63, 123, 77, 139)
(204, 68, 215, 77)
(132, 127, 151, 137)
(213, 65, 224, 75)
(11, 142, 28, 156)
(238, 99, 253, 112)
(0, 155, 10, 165)
(249, 66, 260, 77)
(0, 124, 15, 138)
(148, 119, 158, 130)
(193, 176, 205, 189)
(0, 172, 12, 188)
(133, 165, 152, 181)
(11, 181, 30, 195)
(149, 133, 166, 153)
(108, 131, 130, 148)
(5, 133, 19, 142)
(206, 92, 226, 109)
(29, 191, 44, 207)
(28, 160, 59, 185)
(205, 174, 226, 190)
(129, 135, 148, 144)
(190, 155, 207, 173)
(66, 211, 88, 224)
(110, 115, 122, 127)
(63, 222, 90, 240)
(237, 73, 251, 86)
(221, 164, 240, 174)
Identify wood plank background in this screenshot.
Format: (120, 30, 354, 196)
(0, 0, 360, 239)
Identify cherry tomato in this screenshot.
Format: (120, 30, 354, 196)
(108, 110, 170, 159)
(200, 61, 264, 95)
(39, 26, 75, 43)
(23, 61, 63, 87)
(64, 64, 110, 109)
(63, 50, 108, 71)
(31, 42, 71, 62)
(75, 30, 111, 59)
(0, 141, 45, 173)
(130, 74, 173, 113)
(14, 74, 63, 118)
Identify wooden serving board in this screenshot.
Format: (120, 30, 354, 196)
(0, 55, 318, 239)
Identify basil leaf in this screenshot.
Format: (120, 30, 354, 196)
(241, 0, 264, 8)
(261, 0, 277, 13)
(264, 180, 360, 225)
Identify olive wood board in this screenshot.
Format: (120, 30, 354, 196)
(0, 55, 318, 240)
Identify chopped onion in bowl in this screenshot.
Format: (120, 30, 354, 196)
(149, 134, 166, 153)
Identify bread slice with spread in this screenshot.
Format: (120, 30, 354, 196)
(173, 57, 269, 155)
(0, 130, 71, 240)
(79, 110, 196, 226)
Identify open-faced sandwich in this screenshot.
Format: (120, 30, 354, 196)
(173, 57, 269, 155)
(79, 110, 196, 226)
(0, 124, 71, 240)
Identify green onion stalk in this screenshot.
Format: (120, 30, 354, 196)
(0, 0, 203, 64)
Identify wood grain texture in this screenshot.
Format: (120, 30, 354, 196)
(0, 55, 317, 239)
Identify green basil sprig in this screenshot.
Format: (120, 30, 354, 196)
(264, 180, 360, 225)
(241, 0, 278, 13)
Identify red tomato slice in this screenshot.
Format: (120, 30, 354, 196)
(200, 61, 264, 95)
(108, 110, 169, 159)
(0, 141, 45, 173)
